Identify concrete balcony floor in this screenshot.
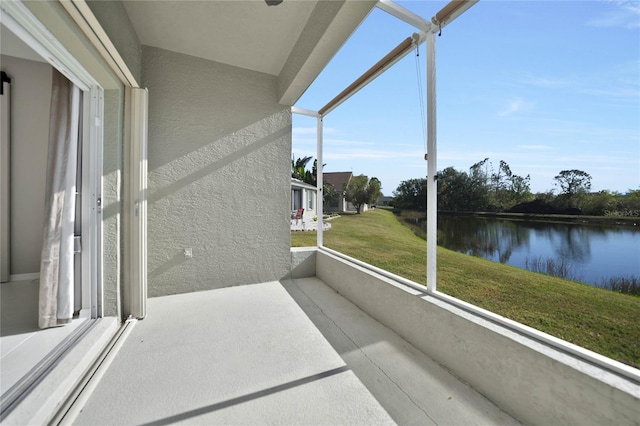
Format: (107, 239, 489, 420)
(72, 278, 519, 425)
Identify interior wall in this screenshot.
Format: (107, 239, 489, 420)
(143, 45, 291, 296)
(1, 55, 52, 277)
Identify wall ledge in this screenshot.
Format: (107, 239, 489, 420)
(316, 247, 640, 425)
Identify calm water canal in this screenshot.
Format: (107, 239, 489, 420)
(437, 216, 640, 287)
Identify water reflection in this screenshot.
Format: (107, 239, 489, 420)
(435, 215, 640, 287)
(438, 217, 530, 263)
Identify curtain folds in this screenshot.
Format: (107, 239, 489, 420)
(38, 70, 81, 329)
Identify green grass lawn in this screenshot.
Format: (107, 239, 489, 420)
(292, 209, 640, 369)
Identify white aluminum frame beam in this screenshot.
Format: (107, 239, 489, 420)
(431, 0, 479, 31)
(290, 106, 319, 118)
(59, 0, 140, 87)
(425, 30, 437, 293)
(291, 107, 324, 247)
(293, 0, 478, 287)
(319, 33, 424, 116)
(124, 87, 148, 319)
(316, 116, 324, 246)
(377, 0, 431, 31)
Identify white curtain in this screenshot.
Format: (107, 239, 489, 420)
(39, 70, 81, 329)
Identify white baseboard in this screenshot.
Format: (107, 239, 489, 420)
(9, 272, 40, 282)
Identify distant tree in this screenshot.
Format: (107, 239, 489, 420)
(437, 167, 473, 211)
(323, 182, 339, 207)
(617, 188, 640, 216)
(535, 190, 556, 204)
(469, 158, 490, 185)
(468, 159, 491, 209)
(344, 175, 381, 214)
(344, 175, 369, 214)
(626, 188, 640, 199)
(508, 173, 533, 205)
(554, 169, 592, 196)
(490, 160, 513, 209)
(310, 160, 319, 186)
(292, 156, 325, 186)
(291, 156, 313, 182)
(554, 169, 592, 209)
(491, 160, 511, 201)
(582, 190, 616, 216)
(367, 177, 383, 206)
(393, 178, 427, 210)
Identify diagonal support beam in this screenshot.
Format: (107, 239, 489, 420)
(431, 0, 479, 31)
(377, 0, 431, 31)
(319, 33, 423, 116)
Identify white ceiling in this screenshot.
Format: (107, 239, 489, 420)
(121, 1, 377, 104)
(2, 1, 377, 106)
(123, 1, 319, 76)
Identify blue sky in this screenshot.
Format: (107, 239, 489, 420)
(292, 0, 640, 196)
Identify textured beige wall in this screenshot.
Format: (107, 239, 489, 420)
(143, 46, 292, 296)
(1, 55, 51, 275)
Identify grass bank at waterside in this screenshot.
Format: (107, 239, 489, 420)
(291, 209, 640, 369)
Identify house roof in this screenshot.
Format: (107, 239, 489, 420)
(122, 0, 377, 105)
(291, 178, 317, 191)
(323, 172, 353, 190)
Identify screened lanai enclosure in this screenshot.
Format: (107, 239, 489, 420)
(1, 0, 638, 424)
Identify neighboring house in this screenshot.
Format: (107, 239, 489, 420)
(291, 178, 317, 222)
(323, 171, 369, 213)
(378, 195, 393, 206)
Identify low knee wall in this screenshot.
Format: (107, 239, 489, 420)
(316, 248, 640, 425)
(288, 247, 316, 279)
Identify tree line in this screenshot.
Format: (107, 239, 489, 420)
(392, 158, 640, 216)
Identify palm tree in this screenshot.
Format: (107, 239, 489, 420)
(291, 155, 313, 182)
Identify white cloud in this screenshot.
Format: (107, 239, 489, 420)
(522, 74, 573, 89)
(292, 126, 316, 136)
(292, 126, 338, 136)
(324, 138, 376, 147)
(587, 0, 640, 29)
(581, 86, 640, 99)
(438, 150, 506, 164)
(323, 148, 423, 161)
(497, 98, 534, 117)
(517, 145, 553, 151)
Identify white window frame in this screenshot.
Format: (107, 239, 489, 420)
(307, 189, 314, 211)
(1, 0, 104, 318)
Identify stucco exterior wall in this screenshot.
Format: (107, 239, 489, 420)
(143, 46, 291, 296)
(291, 181, 317, 221)
(289, 247, 316, 279)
